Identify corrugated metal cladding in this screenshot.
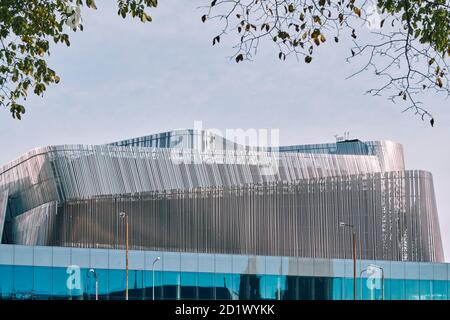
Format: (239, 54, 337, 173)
(0, 131, 444, 263)
(0, 145, 381, 216)
(22, 171, 442, 263)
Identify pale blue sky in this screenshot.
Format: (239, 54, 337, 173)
(1, 1, 449, 259)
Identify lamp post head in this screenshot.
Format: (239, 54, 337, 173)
(88, 268, 97, 278)
(152, 256, 161, 267)
(119, 212, 126, 218)
(339, 222, 346, 227)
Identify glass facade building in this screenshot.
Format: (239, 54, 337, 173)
(0, 130, 446, 300)
(1, 244, 449, 300)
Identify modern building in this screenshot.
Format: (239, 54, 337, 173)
(0, 129, 447, 300)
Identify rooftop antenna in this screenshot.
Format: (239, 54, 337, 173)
(345, 131, 350, 140)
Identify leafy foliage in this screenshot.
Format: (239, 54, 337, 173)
(0, 0, 157, 119)
(2, 0, 448, 125)
(202, 0, 450, 125)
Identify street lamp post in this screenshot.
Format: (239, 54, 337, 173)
(339, 222, 357, 300)
(119, 212, 129, 301)
(88, 268, 98, 301)
(152, 256, 161, 301)
(381, 266, 385, 300)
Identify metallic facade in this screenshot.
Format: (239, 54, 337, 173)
(0, 130, 444, 263)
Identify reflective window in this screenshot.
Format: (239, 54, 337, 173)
(263, 275, 279, 300)
(215, 273, 233, 300)
(432, 280, 448, 300)
(96, 269, 109, 300)
(342, 277, 355, 300)
(419, 280, 433, 300)
(13, 266, 33, 299)
(237, 273, 262, 300)
(108, 270, 125, 300)
(34, 266, 52, 300)
(143, 270, 162, 300)
(390, 279, 405, 300)
(281, 276, 297, 300)
(198, 272, 215, 299)
(180, 272, 197, 299)
(381, 277, 390, 300)
(314, 277, 333, 300)
(0, 265, 14, 299)
(231, 274, 242, 300)
(405, 279, 420, 300)
(297, 276, 314, 300)
(163, 271, 179, 300)
(128, 269, 145, 300)
(331, 278, 343, 300)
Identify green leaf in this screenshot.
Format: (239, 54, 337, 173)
(86, 0, 98, 10)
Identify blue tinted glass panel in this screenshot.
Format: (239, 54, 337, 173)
(198, 272, 215, 299)
(390, 279, 405, 300)
(0, 265, 13, 299)
(432, 280, 447, 300)
(163, 271, 179, 300)
(332, 278, 343, 300)
(34, 266, 52, 300)
(231, 274, 241, 300)
(314, 277, 333, 300)
(297, 276, 314, 300)
(278, 275, 286, 300)
(405, 279, 420, 300)
(281, 276, 297, 300)
(419, 280, 433, 300)
(180, 272, 197, 299)
(360, 277, 369, 300)
(263, 275, 279, 300)
(342, 278, 355, 300)
(108, 269, 125, 300)
(215, 273, 233, 300)
(128, 270, 145, 300)
(237, 274, 262, 300)
(142, 270, 162, 300)
(381, 277, 390, 300)
(13, 266, 33, 299)
(97, 269, 109, 299)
